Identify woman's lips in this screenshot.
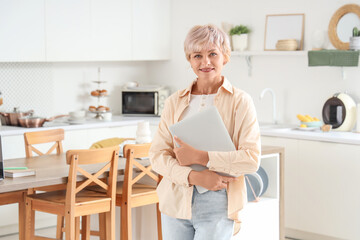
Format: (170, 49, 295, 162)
(199, 68, 214, 72)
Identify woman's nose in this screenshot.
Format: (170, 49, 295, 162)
(202, 56, 210, 65)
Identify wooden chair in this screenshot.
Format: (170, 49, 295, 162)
(24, 128, 66, 239)
(91, 143, 162, 240)
(24, 128, 64, 158)
(25, 146, 119, 240)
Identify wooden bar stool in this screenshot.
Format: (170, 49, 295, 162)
(25, 146, 119, 240)
(90, 143, 162, 240)
(24, 128, 66, 239)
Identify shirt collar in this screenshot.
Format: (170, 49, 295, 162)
(179, 77, 233, 98)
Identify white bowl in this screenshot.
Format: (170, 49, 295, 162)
(69, 110, 86, 120)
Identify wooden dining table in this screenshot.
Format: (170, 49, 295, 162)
(0, 153, 149, 240)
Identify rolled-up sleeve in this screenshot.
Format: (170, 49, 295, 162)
(149, 98, 193, 187)
(208, 94, 261, 176)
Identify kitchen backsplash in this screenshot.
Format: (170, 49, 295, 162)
(0, 63, 53, 116)
(0, 62, 150, 117)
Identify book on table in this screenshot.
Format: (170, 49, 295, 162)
(4, 169, 36, 178)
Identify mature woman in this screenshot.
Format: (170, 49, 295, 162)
(149, 24, 261, 240)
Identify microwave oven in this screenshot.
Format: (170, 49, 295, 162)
(120, 86, 170, 116)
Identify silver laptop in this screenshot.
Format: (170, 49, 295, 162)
(169, 106, 237, 177)
(0, 135, 4, 180)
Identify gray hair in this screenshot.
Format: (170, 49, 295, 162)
(184, 24, 231, 62)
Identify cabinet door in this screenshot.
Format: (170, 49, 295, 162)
(297, 140, 360, 239)
(133, 0, 170, 60)
(0, 0, 45, 62)
(90, 0, 132, 61)
(45, 0, 91, 61)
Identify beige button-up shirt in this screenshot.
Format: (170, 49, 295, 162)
(149, 77, 261, 227)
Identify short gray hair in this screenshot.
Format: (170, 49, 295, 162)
(184, 24, 231, 63)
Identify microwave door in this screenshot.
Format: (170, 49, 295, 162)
(122, 92, 156, 115)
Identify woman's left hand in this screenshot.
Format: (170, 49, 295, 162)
(173, 136, 209, 166)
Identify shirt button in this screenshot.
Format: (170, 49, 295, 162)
(201, 103, 205, 107)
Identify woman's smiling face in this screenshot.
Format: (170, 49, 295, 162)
(189, 45, 226, 80)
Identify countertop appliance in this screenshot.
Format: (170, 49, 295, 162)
(120, 85, 169, 116)
(322, 92, 356, 131)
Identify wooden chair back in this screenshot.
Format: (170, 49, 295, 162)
(65, 146, 119, 204)
(122, 143, 159, 198)
(24, 128, 64, 158)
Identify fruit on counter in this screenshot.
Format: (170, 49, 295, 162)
(300, 124, 307, 128)
(321, 124, 332, 132)
(297, 114, 320, 122)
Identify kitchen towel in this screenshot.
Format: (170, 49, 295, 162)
(308, 50, 359, 67)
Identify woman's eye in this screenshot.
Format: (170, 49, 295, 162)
(210, 52, 217, 56)
(194, 54, 201, 58)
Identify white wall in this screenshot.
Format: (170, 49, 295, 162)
(148, 0, 360, 125)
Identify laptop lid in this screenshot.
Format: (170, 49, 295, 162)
(0, 135, 4, 180)
(169, 106, 237, 177)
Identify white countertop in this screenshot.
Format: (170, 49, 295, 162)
(0, 116, 161, 136)
(2, 117, 360, 145)
(260, 125, 360, 145)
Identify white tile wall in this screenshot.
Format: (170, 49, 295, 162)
(0, 63, 53, 116)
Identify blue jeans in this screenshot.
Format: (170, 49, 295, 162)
(161, 188, 234, 240)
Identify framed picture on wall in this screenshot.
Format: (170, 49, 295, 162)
(264, 14, 305, 51)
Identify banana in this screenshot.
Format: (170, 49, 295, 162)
(297, 114, 307, 122)
(313, 117, 320, 121)
(305, 115, 314, 121)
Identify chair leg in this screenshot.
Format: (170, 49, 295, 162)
(156, 203, 162, 240)
(65, 210, 75, 240)
(81, 215, 90, 240)
(120, 201, 131, 240)
(99, 213, 106, 240)
(105, 206, 116, 240)
(75, 217, 80, 240)
(56, 216, 64, 239)
(25, 198, 34, 240)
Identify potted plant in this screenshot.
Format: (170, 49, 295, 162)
(230, 25, 251, 51)
(350, 27, 360, 50)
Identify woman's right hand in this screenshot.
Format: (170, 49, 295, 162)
(188, 170, 237, 191)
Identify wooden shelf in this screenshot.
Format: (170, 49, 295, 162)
(231, 50, 307, 56)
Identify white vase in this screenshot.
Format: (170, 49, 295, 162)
(232, 34, 248, 51)
(136, 121, 152, 144)
(350, 36, 360, 50)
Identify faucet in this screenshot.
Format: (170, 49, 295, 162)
(260, 88, 277, 124)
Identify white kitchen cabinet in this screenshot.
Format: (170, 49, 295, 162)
(0, 0, 170, 62)
(45, 0, 91, 61)
(0, 0, 46, 62)
(132, 0, 171, 60)
(90, 0, 132, 61)
(262, 136, 360, 240)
